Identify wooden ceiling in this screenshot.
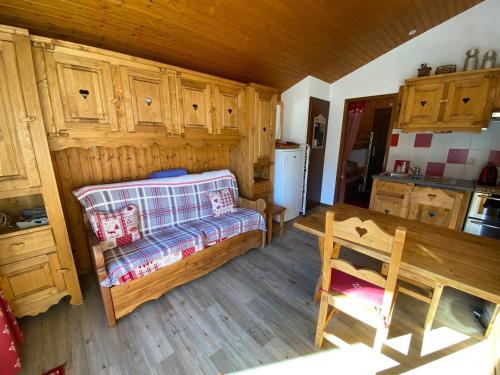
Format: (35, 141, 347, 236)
(0, 0, 482, 90)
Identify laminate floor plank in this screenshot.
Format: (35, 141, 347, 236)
(18, 224, 492, 374)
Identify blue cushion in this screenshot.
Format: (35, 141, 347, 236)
(148, 168, 188, 179)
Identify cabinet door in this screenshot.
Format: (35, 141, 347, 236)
(176, 76, 212, 133)
(407, 187, 463, 229)
(442, 76, 493, 127)
(0, 40, 41, 191)
(214, 84, 242, 135)
(371, 194, 405, 216)
(0, 253, 67, 317)
(399, 81, 445, 128)
(45, 51, 118, 131)
(120, 66, 172, 132)
(253, 88, 276, 162)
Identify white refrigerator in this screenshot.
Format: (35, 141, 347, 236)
(274, 147, 308, 222)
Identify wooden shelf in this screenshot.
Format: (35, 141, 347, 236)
(0, 224, 51, 240)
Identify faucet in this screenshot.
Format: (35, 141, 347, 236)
(409, 166, 421, 178)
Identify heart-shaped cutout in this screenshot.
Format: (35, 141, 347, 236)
(462, 97, 470, 104)
(355, 227, 368, 238)
(192, 103, 198, 111)
(428, 211, 436, 218)
(420, 100, 427, 107)
(79, 89, 90, 99)
(228, 108, 232, 114)
(145, 97, 153, 106)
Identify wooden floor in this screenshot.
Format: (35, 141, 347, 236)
(18, 223, 494, 374)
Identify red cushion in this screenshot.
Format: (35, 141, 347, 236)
(330, 269, 384, 308)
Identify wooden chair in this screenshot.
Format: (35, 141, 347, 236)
(387, 187, 460, 331)
(315, 211, 406, 351)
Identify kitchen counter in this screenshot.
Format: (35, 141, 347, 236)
(373, 172, 475, 192)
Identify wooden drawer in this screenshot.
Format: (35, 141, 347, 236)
(0, 227, 56, 264)
(373, 180, 408, 197)
(253, 180, 270, 196)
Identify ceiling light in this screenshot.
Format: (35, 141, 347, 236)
(408, 29, 417, 36)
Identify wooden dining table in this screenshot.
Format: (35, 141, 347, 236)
(293, 203, 500, 336)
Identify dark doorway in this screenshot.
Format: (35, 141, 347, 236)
(335, 93, 398, 208)
(365, 108, 392, 191)
(306, 97, 330, 210)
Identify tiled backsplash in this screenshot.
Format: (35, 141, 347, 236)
(386, 121, 500, 181)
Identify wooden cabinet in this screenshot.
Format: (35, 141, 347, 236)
(44, 51, 118, 132)
(214, 84, 243, 135)
(120, 65, 173, 133)
(369, 179, 470, 230)
(176, 75, 213, 133)
(0, 39, 41, 192)
(397, 69, 499, 132)
(0, 27, 82, 317)
(251, 86, 277, 163)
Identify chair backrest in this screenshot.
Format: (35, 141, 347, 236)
(407, 187, 462, 229)
(323, 210, 406, 313)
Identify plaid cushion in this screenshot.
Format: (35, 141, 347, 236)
(74, 170, 239, 237)
(102, 225, 205, 286)
(185, 208, 267, 245)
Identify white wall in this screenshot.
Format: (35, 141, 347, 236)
(320, 0, 500, 203)
(281, 76, 330, 144)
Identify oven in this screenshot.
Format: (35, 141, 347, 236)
(464, 189, 500, 330)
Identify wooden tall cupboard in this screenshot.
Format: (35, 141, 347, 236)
(0, 26, 82, 317)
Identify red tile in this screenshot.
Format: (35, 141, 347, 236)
(447, 149, 469, 164)
(426, 162, 445, 177)
(488, 150, 500, 167)
(394, 160, 410, 173)
(390, 134, 399, 147)
(414, 133, 433, 148)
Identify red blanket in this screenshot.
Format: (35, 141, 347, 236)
(0, 290, 23, 375)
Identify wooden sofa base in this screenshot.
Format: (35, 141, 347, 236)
(87, 197, 266, 327)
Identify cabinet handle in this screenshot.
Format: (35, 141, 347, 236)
(440, 99, 448, 103)
(57, 268, 70, 274)
(10, 242, 25, 251)
(427, 193, 437, 199)
(145, 97, 153, 106)
(428, 210, 436, 218)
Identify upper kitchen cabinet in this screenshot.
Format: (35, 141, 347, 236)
(397, 69, 500, 132)
(120, 65, 175, 134)
(43, 50, 119, 133)
(248, 84, 277, 163)
(176, 74, 213, 134)
(0, 38, 40, 192)
(213, 84, 243, 135)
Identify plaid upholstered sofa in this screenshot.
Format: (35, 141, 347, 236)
(74, 170, 266, 326)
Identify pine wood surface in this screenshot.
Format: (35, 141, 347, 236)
(293, 204, 500, 305)
(17, 224, 496, 374)
(0, 0, 481, 90)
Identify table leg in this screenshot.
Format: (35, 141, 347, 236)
(280, 211, 285, 237)
(424, 283, 444, 332)
(485, 304, 499, 338)
(267, 212, 273, 243)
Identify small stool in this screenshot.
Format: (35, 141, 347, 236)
(267, 204, 286, 243)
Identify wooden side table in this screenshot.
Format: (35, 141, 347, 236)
(267, 204, 286, 243)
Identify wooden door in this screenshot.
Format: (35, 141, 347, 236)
(176, 76, 212, 133)
(366, 108, 392, 191)
(214, 84, 242, 135)
(407, 187, 463, 229)
(0, 39, 41, 191)
(44, 51, 118, 132)
(0, 252, 67, 316)
(253, 88, 276, 162)
(120, 66, 172, 133)
(399, 81, 445, 128)
(306, 97, 330, 210)
(442, 75, 493, 127)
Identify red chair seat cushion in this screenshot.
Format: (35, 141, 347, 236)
(330, 269, 384, 308)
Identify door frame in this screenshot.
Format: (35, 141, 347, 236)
(333, 92, 398, 203)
